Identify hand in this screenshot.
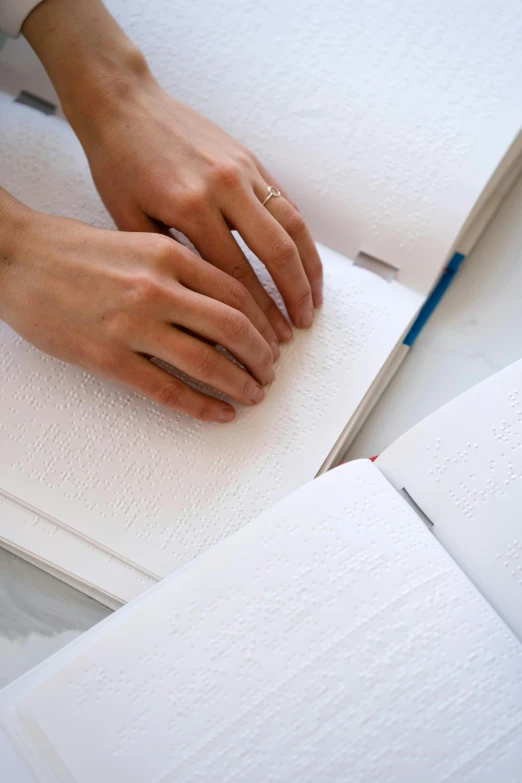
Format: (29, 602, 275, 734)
(73, 83, 323, 340)
(23, 0, 323, 343)
(0, 197, 277, 423)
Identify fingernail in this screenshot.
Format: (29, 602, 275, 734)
(270, 340, 281, 360)
(298, 304, 314, 329)
(250, 385, 265, 404)
(215, 406, 235, 422)
(313, 288, 323, 308)
(276, 320, 293, 343)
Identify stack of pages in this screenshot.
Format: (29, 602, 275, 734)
(1, 0, 522, 606)
(2, 360, 522, 781)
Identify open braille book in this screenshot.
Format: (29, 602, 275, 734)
(2, 360, 522, 781)
(1, 0, 522, 605)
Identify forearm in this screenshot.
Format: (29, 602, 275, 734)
(22, 0, 152, 127)
(20, 0, 321, 328)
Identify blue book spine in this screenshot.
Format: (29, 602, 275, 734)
(403, 252, 466, 347)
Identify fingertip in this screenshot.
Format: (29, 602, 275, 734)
(296, 302, 314, 329)
(274, 318, 293, 343)
(250, 385, 265, 404)
(214, 405, 236, 423)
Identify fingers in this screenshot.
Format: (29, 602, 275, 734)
(250, 157, 300, 212)
(262, 192, 323, 308)
(176, 252, 281, 359)
(118, 354, 237, 423)
(106, 203, 171, 236)
(150, 243, 276, 383)
(141, 325, 269, 407)
(224, 191, 315, 329)
(166, 289, 275, 387)
(185, 213, 293, 344)
(242, 158, 323, 307)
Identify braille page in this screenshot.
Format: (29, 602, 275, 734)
(108, 0, 522, 294)
(3, 460, 522, 783)
(0, 496, 156, 606)
(0, 94, 422, 582)
(3, 0, 522, 293)
(377, 359, 522, 641)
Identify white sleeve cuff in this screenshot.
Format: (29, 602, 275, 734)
(0, 0, 44, 37)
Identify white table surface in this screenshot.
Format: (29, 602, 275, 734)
(1, 170, 521, 690)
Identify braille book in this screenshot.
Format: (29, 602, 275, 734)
(1, 361, 522, 782)
(1, 0, 522, 604)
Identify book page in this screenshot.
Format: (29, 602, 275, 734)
(0, 496, 156, 606)
(377, 359, 522, 641)
(0, 727, 36, 783)
(2, 0, 522, 293)
(2, 460, 522, 782)
(0, 94, 422, 583)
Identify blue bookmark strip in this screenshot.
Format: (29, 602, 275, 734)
(403, 252, 465, 347)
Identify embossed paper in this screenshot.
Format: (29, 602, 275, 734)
(378, 358, 522, 640)
(3, 461, 522, 782)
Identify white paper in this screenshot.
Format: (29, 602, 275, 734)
(2, 0, 522, 292)
(2, 0, 521, 599)
(0, 257, 418, 580)
(0, 93, 423, 582)
(2, 459, 522, 782)
(0, 496, 156, 604)
(0, 727, 36, 783)
(378, 359, 522, 641)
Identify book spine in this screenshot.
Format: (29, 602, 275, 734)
(403, 252, 466, 347)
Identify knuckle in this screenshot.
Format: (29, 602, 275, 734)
(296, 288, 313, 308)
(263, 297, 281, 316)
(100, 310, 133, 343)
(194, 398, 217, 422)
(146, 234, 173, 260)
(269, 236, 297, 270)
(178, 186, 210, 218)
(259, 347, 273, 371)
(260, 324, 278, 355)
(227, 259, 252, 284)
(235, 150, 254, 169)
(154, 382, 184, 410)
(128, 273, 163, 304)
(226, 279, 249, 311)
(236, 149, 258, 173)
(285, 209, 307, 237)
(191, 346, 219, 375)
(221, 310, 249, 342)
(212, 161, 243, 191)
(261, 297, 284, 323)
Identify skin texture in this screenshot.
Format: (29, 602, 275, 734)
(74, 89, 323, 335)
(0, 0, 323, 421)
(0, 193, 276, 422)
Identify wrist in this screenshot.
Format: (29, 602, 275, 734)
(23, 0, 154, 130)
(0, 191, 38, 317)
(61, 42, 155, 136)
(0, 190, 34, 263)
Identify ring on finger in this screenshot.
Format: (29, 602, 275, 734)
(262, 185, 282, 207)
